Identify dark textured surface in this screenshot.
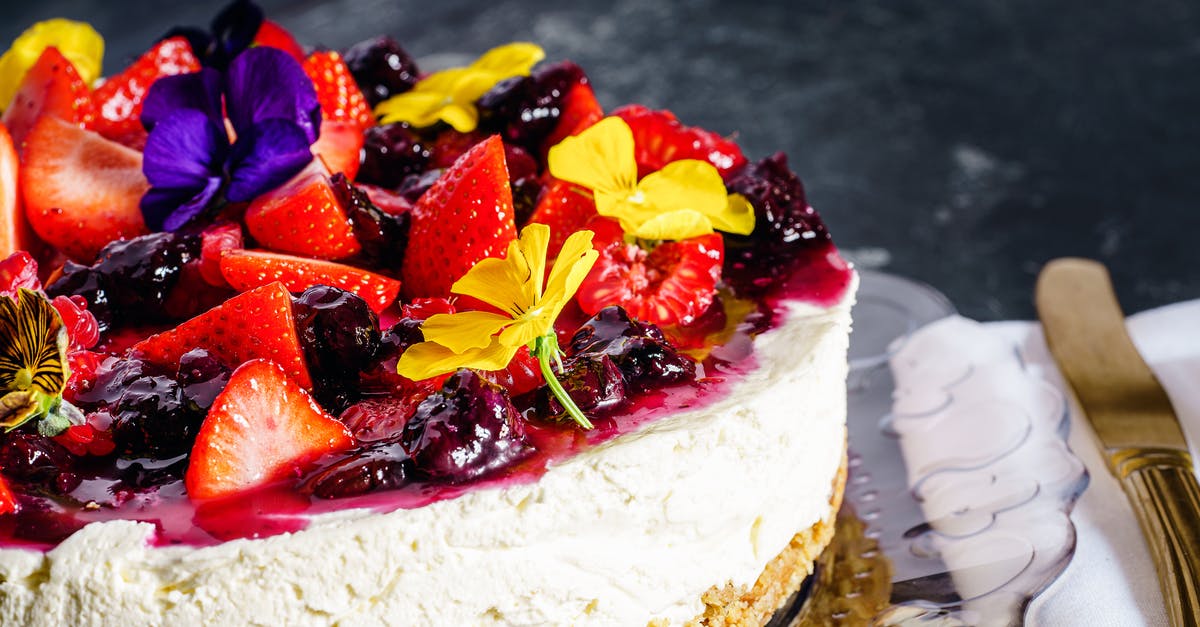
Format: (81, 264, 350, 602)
(4, 0, 1198, 319)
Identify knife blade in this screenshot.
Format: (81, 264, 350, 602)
(1036, 257, 1200, 627)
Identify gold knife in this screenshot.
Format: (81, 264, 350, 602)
(1036, 257, 1200, 627)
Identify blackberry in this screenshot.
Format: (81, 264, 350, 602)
(477, 61, 589, 152)
(293, 286, 382, 411)
(568, 306, 696, 393)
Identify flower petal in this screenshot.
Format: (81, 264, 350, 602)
(141, 177, 223, 232)
(547, 117, 638, 197)
(209, 0, 263, 69)
(142, 109, 228, 189)
(225, 118, 314, 202)
(419, 311, 511, 354)
(375, 89, 457, 127)
(225, 47, 321, 143)
(711, 193, 756, 236)
(542, 231, 598, 316)
(638, 159, 728, 215)
(397, 339, 517, 380)
(451, 224, 549, 313)
(630, 209, 713, 241)
(0, 19, 104, 110)
(470, 42, 544, 76)
(141, 69, 224, 131)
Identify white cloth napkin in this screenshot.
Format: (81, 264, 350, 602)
(894, 299, 1200, 625)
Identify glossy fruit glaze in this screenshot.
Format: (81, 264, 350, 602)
(0, 240, 850, 550)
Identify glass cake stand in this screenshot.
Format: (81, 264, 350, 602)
(767, 270, 1088, 627)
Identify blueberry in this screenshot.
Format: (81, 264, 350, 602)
(293, 286, 382, 411)
(477, 61, 589, 152)
(303, 440, 414, 498)
(401, 370, 531, 483)
(342, 36, 420, 106)
(568, 306, 696, 393)
(330, 173, 411, 269)
(723, 153, 831, 292)
(357, 123, 433, 189)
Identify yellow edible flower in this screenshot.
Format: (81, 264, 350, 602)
(374, 42, 545, 132)
(397, 224, 599, 428)
(547, 116, 755, 241)
(0, 19, 104, 111)
(0, 289, 69, 431)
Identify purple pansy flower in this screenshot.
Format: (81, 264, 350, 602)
(139, 47, 321, 232)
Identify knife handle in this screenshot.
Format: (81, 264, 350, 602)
(1115, 449, 1200, 627)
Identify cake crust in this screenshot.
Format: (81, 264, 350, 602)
(685, 451, 848, 627)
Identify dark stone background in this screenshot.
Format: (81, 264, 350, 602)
(4, 0, 1198, 319)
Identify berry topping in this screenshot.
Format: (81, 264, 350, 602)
(0, 434, 79, 496)
(528, 179, 600, 258)
(568, 306, 696, 393)
(244, 163, 361, 260)
(330, 173, 411, 270)
(0, 123, 37, 258)
(133, 282, 314, 389)
(219, 250, 400, 314)
(0, 251, 40, 298)
(338, 393, 427, 443)
(185, 359, 354, 501)
(723, 153, 831, 292)
(0, 472, 17, 515)
(46, 232, 199, 332)
(291, 285, 382, 410)
(20, 116, 150, 262)
(311, 119, 365, 181)
(1, 47, 94, 146)
(577, 226, 725, 328)
(477, 60, 593, 154)
(303, 50, 373, 129)
(522, 352, 626, 422)
(303, 440, 414, 498)
(342, 36, 419, 107)
(612, 105, 747, 179)
(253, 20, 305, 62)
(198, 220, 244, 288)
(88, 36, 201, 149)
(358, 122, 432, 188)
(400, 369, 531, 483)
(50, 295, 99, 351)
(108, 370, 203, 457)
(401, 134, 518, 298)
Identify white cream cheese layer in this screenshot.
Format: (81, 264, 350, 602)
(0, 277, 855, 627)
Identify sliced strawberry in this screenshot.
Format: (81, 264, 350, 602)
(185, 358, 353, 501)
(0, 123, 40, 258)
(577, 226, 725, 328)
(429, 130, 486, 169)
(0, 471, 18, 515)
(133, 282, 314, 389)
(612, 105, 747, 179)
(199, 220, 244, 287)
(339, 388, 431, 443)
(254, 20, 306, 62)
(1, 47, 94, 147)
(303, 50, 372, 129)
(220, 249, 401, 313)
(20, 116, 149, 262)
(402, 135, 517, 298)
(311, 119, 364, 180)
(88, 37, 200, 149)
(478, 345, 543, 397)
(244, 162, 361, 260)
(541, 83, 603, 153)
(528, 178, 599, 258)
(358, 182, 414, 216)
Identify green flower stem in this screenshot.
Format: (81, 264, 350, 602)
(533, 333, 593, 430)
